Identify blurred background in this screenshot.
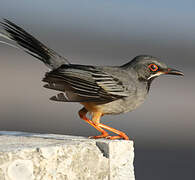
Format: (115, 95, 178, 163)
(0, 0, 194, 179)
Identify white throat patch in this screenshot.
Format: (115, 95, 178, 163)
(147, 72, 164, 80)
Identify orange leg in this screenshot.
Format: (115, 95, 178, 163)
(78, 108, 109, 139)
(99, 123, 129, 140)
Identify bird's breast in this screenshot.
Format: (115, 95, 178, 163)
(81, 88, 148, 115)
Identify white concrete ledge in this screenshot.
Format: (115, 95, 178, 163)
(0, 131, 135, 180)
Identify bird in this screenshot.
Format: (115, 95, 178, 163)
(0, 19, 184, 140)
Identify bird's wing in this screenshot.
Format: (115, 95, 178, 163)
(0, 19, 70, 69)
(43, 64, 133, 102)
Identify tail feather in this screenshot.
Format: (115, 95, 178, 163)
(0, 19, 70, 69)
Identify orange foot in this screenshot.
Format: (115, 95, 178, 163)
(99, 123, 129, 140)
(106, 135, 129, 140)
(89, 132, 109, 139)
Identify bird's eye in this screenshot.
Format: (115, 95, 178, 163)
(148, 64, 158, 72)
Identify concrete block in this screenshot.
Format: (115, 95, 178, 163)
(0, 131, 135, 180)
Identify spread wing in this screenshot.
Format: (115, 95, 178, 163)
(43, 64, 132, 102)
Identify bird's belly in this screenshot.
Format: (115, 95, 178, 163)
(81, 94, 147, 115)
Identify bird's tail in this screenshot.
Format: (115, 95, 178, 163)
(0, 19, 70, 69)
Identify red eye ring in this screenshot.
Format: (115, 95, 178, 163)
(148, 64, 158, 71)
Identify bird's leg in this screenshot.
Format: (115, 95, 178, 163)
(78, 108, 128, 140)
(78, 108, 109, 139)
(89, 111, 110, 139)
(99, 123, 129, 140)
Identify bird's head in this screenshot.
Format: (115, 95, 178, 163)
(124, 55, 184, 81)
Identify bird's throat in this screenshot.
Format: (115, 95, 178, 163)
(138, 77, 155, 92)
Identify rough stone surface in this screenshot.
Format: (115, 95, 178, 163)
(0, 131, 135, 180)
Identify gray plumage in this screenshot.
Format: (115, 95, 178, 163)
(0, 19, 183, 116)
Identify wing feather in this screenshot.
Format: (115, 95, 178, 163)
(43, 65, 132, 102)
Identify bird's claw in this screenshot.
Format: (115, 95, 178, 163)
(89, 135, 129, 140)
(106, 135, 129, 140)
(105, 135, 123, 140)
(88, 133, 109, 139)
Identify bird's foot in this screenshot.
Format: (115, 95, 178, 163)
(106, 134, 129, 140)
(88, 133, 109, 139)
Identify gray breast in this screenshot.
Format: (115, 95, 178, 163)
(96, 81, 148, 115)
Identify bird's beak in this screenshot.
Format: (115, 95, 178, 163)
(163, 68, 184, 76)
